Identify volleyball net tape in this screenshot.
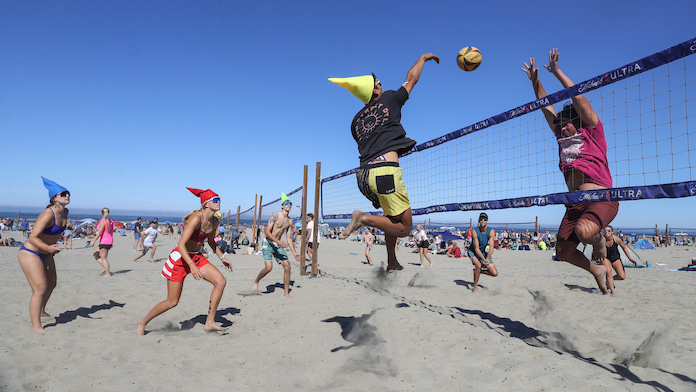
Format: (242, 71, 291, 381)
(231, 185, 304, 224)
(321, 37, 696, 220)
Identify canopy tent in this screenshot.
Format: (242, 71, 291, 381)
(430, 231, 464, 243)
(74, 221, 96, 230)
(634, 239, 655, 249)
(319, 223, 331, 237)
(578, 243, 645, 267)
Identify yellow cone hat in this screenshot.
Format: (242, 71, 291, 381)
(328, 75, 375, 104)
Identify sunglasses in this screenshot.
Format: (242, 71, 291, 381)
(59, 191, 71, 197)
(282, 201, 292, 206)
(479, 217, 487, 221)
(210, 197, 221, 204)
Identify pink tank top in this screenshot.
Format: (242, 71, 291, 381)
(554, 119, 612, 188)
(98, 219, 114, 245)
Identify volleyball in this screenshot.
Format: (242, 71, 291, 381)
(215, 212, 222, 219)
(457, 46, 482, 72)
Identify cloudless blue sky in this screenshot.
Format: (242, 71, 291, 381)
(1, 1, 694, 227)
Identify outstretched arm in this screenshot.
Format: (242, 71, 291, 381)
(403, 53, 440, 95)
(544, 48, 598, 127)
(522, 57, 557, 131)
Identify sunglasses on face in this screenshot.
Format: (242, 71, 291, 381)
(59, 191, 70, 197)
(479, 218, 487, 221)
(283, 201, 292, 206)
(210, 197, 221, 204)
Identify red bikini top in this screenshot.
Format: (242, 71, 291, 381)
(190, 212, 211, 243)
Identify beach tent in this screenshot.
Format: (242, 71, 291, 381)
(578, 243, 645, 267)
(634, 239, 655, 249)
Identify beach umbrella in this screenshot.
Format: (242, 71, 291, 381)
(113, 221, 124, 229)
(79, 218, 98, 223)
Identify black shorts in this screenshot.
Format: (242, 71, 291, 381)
(419, 240, 430, 249)
(99, 244, 113, 250)
(307, 242, 314, 249)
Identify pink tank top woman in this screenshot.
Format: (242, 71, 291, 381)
(98, 219, 114, 245)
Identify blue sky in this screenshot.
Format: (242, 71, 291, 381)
(1, 1, 694, 228)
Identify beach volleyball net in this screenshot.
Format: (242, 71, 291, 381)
(321, 37, 696, 220)
(231, 185, 305, 225)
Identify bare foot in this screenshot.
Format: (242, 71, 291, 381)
(41, 312, 52, 318)
(591, 236, 607, 261)
(589, 263, 608, 294)
(339, 210, 363, 239)
(252, 282, 258, 291)
(284, 294, 293, 299)
(204, 323, 227, 332)
(103, 273, 112, 277)
(32, 326, 46, 332)
(137, 321, 146, 336)
(472, 287, 479, 293)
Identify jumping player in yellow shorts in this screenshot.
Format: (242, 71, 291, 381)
(329, 53, 439, 272)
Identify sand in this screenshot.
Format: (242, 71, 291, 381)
(1, 231, 695, 391)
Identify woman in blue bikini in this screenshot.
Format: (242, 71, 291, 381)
(17, 177, 70, 332)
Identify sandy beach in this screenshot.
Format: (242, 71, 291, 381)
(1, 230, 695, 391)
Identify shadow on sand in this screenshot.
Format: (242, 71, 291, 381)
(44, 300, 126, 328)
(322, 310, 383, 352)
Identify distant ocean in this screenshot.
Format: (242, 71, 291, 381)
(2, 210, 694, 237)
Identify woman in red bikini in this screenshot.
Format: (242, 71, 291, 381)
(137, 187, 233, 336)
(18, 177, 70, 332)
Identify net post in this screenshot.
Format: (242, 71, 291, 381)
(300, 165, 309, 275)
(255, 195, 263, 251)
(311, 162, 321, 278)
(236, 206, 240, 229)
(666, 224, 669, 247)
(252, 194, 258, 245)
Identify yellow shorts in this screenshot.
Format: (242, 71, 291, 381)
(357, 162, 410, 217)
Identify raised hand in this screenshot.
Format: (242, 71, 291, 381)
(521, 57, 539, 81)
(544, 48, 560, 74)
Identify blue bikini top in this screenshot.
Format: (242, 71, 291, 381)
(42, 208, 66, 236)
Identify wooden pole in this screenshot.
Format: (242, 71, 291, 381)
(255, 195, 263, 250)
(535, 216, 538, 234)
(252, 194, 258, 245)
(665, 224, 669, 247)
(311, 162, 321, 278)
(300, 165, 309, 275)
(236, 206, 240, 229)
(17, 211, 20, 226)
(226, 209, 231, 226)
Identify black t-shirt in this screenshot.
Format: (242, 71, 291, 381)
(135, 222, 142, 233)
(351, 86, 417, 165)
